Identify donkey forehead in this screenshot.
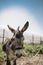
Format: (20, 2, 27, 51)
(15, 30, 22, 35)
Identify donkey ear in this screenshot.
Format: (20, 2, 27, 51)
(7, 25, 15, 34)
(21, 21, 29, 33)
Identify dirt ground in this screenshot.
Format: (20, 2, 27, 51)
(1, 54, 43, 65)
(17, 54, 43, 65)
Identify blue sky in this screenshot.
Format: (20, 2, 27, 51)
(0, 0, 43, 36)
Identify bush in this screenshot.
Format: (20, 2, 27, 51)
(22, 43, 43, 57)
(0, 43, 7, 62)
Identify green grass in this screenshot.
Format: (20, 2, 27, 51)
(0, 43, 6, 62)
(22, 43, 43, 57)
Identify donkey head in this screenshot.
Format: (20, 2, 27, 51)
(7, 21, 29, 58)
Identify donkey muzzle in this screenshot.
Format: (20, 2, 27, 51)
(15, 48, 22, 58)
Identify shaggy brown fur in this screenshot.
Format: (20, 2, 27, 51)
(2, 21, 29, 65)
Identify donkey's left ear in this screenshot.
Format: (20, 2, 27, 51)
(7, 25, 16, 34)
(21, 21, 29, 33)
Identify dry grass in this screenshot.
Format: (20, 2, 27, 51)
(17, 54, 43, 65)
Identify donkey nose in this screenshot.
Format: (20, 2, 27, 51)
(16, 53, 22, 58)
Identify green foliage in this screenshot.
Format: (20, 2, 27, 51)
(0, 43, 7, 62)
(22, 43, 43, 57)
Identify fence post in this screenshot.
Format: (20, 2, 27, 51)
(2, 29, 5, 44)
(32, 34, 34, 44)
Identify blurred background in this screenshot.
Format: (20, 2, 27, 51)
(0, 0, 43, 43)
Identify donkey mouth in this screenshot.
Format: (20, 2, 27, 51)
(16, 53, 22, 58)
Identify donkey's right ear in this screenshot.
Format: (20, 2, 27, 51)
(7, 25, 15, 34)
(21, 21, 29, 33)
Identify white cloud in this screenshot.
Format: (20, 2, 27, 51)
(0, 6, 43, 36)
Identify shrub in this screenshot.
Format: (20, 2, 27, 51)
(22, 43, 43, 57)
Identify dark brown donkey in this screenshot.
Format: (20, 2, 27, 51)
(2, 21, 29, 65)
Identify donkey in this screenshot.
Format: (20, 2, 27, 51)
(2, 21, 29, 65)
